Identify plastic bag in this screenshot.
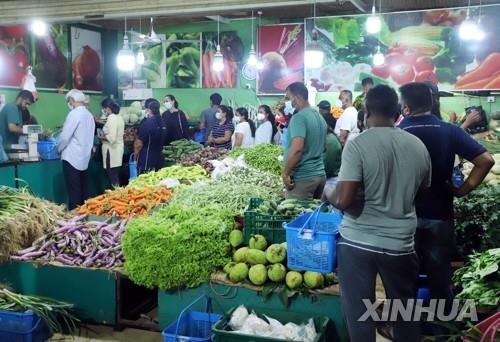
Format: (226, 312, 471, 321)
(239, 311, 270, 336)
(229, 305, 249, 331)
(158, 178, 181, 189)
(211, 155, 248, 180)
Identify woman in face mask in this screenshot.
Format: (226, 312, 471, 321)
(162, 94, 189, 146)
(254, 105, 279, 145)
(99, 99, 124, 188)
(232, 107, 255, 148)
(207, 105, 234, 150)
(134, 98, 167, 174)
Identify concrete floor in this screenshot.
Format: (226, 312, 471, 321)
(50, 325, 162, 342)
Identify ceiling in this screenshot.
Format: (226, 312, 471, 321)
(0, 0, 499, 28)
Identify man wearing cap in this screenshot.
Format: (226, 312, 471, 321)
(318, 100, 336, 132)
(58, 89, 96, 210)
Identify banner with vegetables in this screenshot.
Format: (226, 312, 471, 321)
(141, 40, 167, 88)
(305, 5, 500, 92)
(31, 24, 69, 90)
(71, 26, 103, 92)
(166, 33, 201, 88)
(0, 25, 30, 87)
(202, 31, 243, 88)
(257, 24, 304, 95)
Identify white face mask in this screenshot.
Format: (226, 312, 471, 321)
(141, 109, 147, 118)
(234, 116, 241, 124)
(335, 99, 343, 108)
(101, 109, 107, 116)
(257, 113, 266, 121)
(215, 112, 222, 120)
(67, 102, 73, 111)
(164, 101, 173, 110)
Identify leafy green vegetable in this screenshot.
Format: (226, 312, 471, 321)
(454, 186, 500, 259)
(230, 144, 284, 176)
(122, 204, 234, 290)
(217, 167, 283, 195)
(453, 248, 500, 309)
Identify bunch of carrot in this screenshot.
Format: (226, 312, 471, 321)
(455, 53, 500, 90)
(76, 187, 174, 218)
(331, 107, 344, 119)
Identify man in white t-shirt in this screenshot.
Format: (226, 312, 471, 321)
(334, 90, 359, 145)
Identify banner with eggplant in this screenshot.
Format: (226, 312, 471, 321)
(257, 24, 305, 95)
(0, 25, 30, 87)
(305, 5, 500, 92)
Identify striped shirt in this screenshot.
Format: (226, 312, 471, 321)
(212, 121, 234, 150)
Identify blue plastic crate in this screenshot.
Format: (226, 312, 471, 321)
(284, 204, 342, 273)
(0, 310, 51, 342)
(37, 141, 60, 160)
(162, 311, 222, 342)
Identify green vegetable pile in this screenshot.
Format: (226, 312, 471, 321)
(0, 288, 79, 333)
(217, 167, 283, 195)
(230, 144, 284, 176)
(128, 165, 208, 188)
(454, 186, 500, 259)
(255, 199, 322, 217)
(171, 182, 282, 216)
(163, 139, 203, 162)
(122, 204, 234, 290)
(453, 248, 500, 309)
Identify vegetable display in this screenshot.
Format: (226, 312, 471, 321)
(162, 139, 203, 162)
(13, 216, 127, 269)
(128, 165, 208, 188)
(254, 199, 322, 217)
(453, 248, 500, 309)
(216, 167, 283, 195)
(76, 187, 173, 218)
(230, 144, 284, 176)
(463, 154, 500, 186)
(171, 181, 282, 216)
(0, 186, 69, 262)
(179, 147, 229, 172)
(0, 288, 79, 334)
(122, 204, 234, 290)
(454, 185, 500, 259)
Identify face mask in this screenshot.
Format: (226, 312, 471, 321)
(164, 102, 173, 110)
(234, 116, 241, 124)
(335, 99, 343, 108)
(257, 113, 266, 121)
(101, 109, 107, 116)
(67, 102, 73, 111)
(285, 101, 294, 115)
(141, 110, 147, 118)
(215, 112, 222, 120)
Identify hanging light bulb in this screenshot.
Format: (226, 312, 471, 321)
(212, 16, 224, 72)
(366, 5, 381, 34)
(248, 44, 257, 66)
(373, 46, 385, 66)
(136, 46, 145, 65)
(117, 17, 135, 71)
(255, 11, 264, 71)
(305, 29, 324, 69)
(30, 20, 48, 37)
(460, 1, 482, 41)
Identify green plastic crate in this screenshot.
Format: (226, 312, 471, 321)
(212, 306, 332, 342)
(243, 198, 315, 244)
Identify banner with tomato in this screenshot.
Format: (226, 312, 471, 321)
(305, 5, 500, 92)
(0, 25, 30, 88)
(201, 31, 243, 88)
(71, 26, 103, 92)
(257, 24, 304, 95)
(31, 24, 69, 90)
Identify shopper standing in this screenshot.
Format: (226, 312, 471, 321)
(334, 90, 359, 144)
(322, 126, 342, 195)
(232, 107, 255, 148)
(134, 98, 166, 174)
(58, 89, 95, 210)
(317, 100, 336, 132)
(100, 99, 124, 188)
(199, 93, 222, 139)
(353, 77, 374, 112)
(398, 82, 494, 339)
(255, 105, 279, 145)
(0, 90, 34, 148)
(207, 105, 234, 150)
(162, 94, 189, 145)
(324, 85, 432, 342)
(283, 82, 327, 200)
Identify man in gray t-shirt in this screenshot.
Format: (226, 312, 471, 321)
(324, 85, 431, 342)
(199, 93, 222, 139)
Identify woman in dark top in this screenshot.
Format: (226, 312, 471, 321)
(207, 105, 234, 150)
(134, 98, 166, 174)
(162, 94, 189, 145)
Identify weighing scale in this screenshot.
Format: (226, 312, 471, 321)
(6, 125, 43, 162)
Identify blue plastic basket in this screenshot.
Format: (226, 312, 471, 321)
(0, 310, 51, 342)
(37, 141, 60, 160)
(193, 129, 207, 144)
(162, 295, 221, 342)
(283, 203, 342, 273)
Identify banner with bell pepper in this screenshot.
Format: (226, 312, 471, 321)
(165, 33, 201, 89)
(305, 5, 500, 91)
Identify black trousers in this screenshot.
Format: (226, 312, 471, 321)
(337, 237, 421, 342)
(62, 160, 88, 210)
(105, 151, 120, 188)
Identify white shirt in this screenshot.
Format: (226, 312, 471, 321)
(334, 106, 359, 137)
(232, 121, 255, 148)
(102, 114, 125, 168)
(58, 106, 95, 171)
(255, 121, 273, 145)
